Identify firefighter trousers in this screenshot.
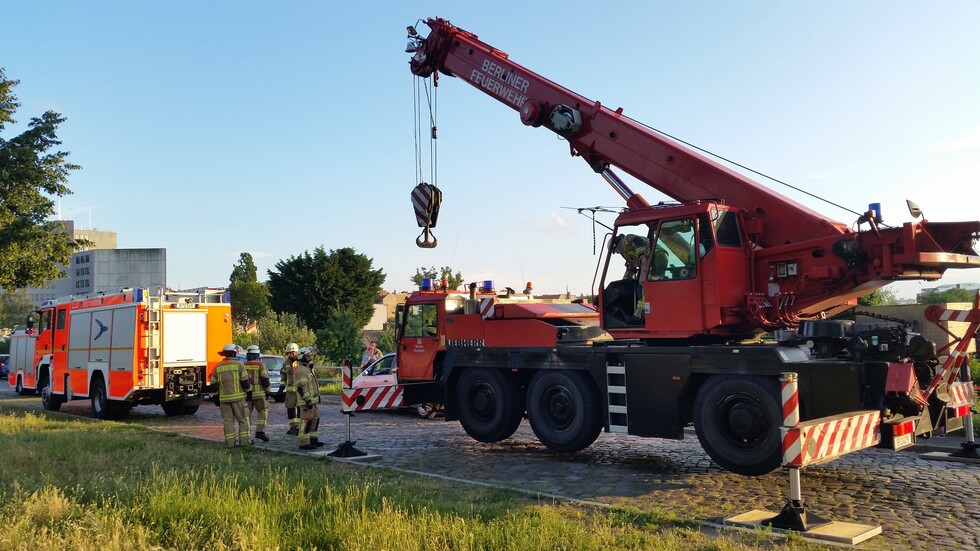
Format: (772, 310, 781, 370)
(284, 391, 300, 429)
(298, 404, 319, 446)
(220, 400, 250, 447)
(248, 396, 269, 434)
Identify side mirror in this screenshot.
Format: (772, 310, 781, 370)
(906, 200, 923, 219)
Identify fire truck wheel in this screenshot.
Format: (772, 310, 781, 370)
(15, 377, 24, 395)
(526, 370, 602, 453)
(693, 375, 782, 476)
(90, 377, 130, 420)
(455, 367, 523, 443)
(40, 378, 63, 412)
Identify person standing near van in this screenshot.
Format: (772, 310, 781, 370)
(360, 341, 382, 368)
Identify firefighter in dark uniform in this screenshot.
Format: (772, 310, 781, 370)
(243, 345, 271, 442)
(282, 343, 301, 435)
(210, 343, 252, 447)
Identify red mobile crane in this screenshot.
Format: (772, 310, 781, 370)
(393, 17, 980, 475)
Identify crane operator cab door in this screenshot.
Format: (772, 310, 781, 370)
(601, 206, 748, 339)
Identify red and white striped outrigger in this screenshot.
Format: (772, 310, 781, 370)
(764, 294, 979, 532)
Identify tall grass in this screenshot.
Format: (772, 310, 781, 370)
(0, 409, 822, 550)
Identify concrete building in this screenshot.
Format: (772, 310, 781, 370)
(25, 221, 166, 304)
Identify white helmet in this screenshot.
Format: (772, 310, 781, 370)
(285, 342, 299, 353)
(246, 345, 260, 354)
(221, 343, 238, 355)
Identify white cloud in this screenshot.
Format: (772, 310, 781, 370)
(528, 211, 570, 232)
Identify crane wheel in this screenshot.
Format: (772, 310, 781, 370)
(455, 367, 523, 442)
(693, 375, 782, 476)
(526, 370, 602, 453)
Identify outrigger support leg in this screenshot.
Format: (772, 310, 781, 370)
(328, 411, 367, 458)
(763, 468, 831, 532)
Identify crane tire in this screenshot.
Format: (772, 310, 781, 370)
(455, 367, 523, 443)
(526, 369, 602, 453)
(693, 375, 782, 476)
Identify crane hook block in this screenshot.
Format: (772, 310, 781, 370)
(412, 182, 442, 248)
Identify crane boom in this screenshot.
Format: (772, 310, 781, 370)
(408, 17, 844, 248)
(408, 17, 980, 336)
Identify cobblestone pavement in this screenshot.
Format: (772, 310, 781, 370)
(2, 384, 978, 550)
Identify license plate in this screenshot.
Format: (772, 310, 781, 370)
(892, 433, 913, 450)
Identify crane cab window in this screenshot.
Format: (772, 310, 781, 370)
(404, 303, 438, 338)
(648, 218, 700, 281)
(713, 209, 742, 247)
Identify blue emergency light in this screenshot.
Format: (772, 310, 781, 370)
(481, 280, 494, 292)
(868, 203, 882, 223)
(421, 278, 434, 291)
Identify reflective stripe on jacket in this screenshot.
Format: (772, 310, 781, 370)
(295, 363, 320, 405)
(210, 359, 249, 402)
(244, 360, 269, 397)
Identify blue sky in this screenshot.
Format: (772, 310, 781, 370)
(3, 1, 979, 300)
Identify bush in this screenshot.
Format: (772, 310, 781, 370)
(970, 353, 979, 386)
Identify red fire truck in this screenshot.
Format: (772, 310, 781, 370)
(8, 288, 232, 419)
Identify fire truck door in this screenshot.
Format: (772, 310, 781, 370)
(397, 302, 440, 381)
(52, 307, 69, 394)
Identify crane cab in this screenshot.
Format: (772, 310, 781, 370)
(600, 202, 753, 339)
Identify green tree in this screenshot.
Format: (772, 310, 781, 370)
(375, 317, 397, 355)
(315, 308, 362, 365)
(267, 246, 385, 331)
(0, 68, 86, 290)
(919, 288, 976, 305)
(411, 266, 464, 290)
(228, 252, 270, 329)
(858, 288, 897, 306)
(253, 311, 316, 356)
(0, 289, 34, 329)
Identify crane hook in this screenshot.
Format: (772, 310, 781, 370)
(416, 227, 438, 248)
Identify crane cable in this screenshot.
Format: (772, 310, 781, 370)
(411, 74, 442, 248)
(635, 118, 866, 220)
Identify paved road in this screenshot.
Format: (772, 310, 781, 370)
(2, 384, 978, 550)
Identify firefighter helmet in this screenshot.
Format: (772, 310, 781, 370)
(246, 345, 260, 354)
(221, 343, 238, 356)
(285, 342, 299, 354)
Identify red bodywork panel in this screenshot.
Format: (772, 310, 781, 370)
(396, 290, 602, 382)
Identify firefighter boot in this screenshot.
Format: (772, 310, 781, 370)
(255, 432, 270, 442)
(310, 438, 324, 448)
(287, 427, 299, 436)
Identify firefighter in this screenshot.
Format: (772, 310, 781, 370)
(295, 347, 323, 450)
(243, 345, 271, 442)
(209, 343, 252, 448)
(612, 233, 651, 280)
(282, 342, 301, 435)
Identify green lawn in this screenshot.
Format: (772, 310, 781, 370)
(0, 408, 826, 550)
